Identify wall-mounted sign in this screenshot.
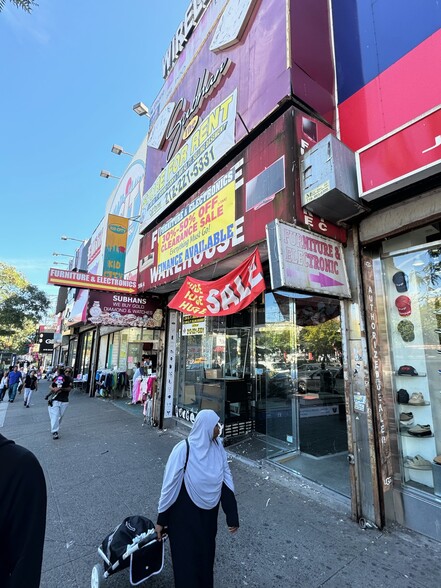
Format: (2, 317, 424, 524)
(48, 268, 137, 294)
(87, 217, 106, 276)
(168, 248, 265, 316)
(38, 332, 54, 353)
(267, 220, 351, 298)
(162, 0, 211, 79)
(182, 316, 206, 336)
(357, 106, 441, 201)
(138, 108, 346, 294)
(140, 89, 237, 231)
(105, 138, 147, 280)
(87, 292, 163, 328)
(103, 214, 129, 279)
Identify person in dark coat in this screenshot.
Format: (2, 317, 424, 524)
(156, 409, 239, 588)
(0, 434, 47, 588)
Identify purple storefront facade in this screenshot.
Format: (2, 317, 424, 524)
(135, 0, 374, 527)
(133, 0, 441, 540)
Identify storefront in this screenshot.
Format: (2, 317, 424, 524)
(137, 102, 355, 494)
(136, 0, 356, 502)
(169, 287, 351, 495)
(359, 191, 441, 539)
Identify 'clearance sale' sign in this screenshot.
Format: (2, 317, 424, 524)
(168, 248, 265, 316)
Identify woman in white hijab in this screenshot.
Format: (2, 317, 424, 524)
(156, 409, 239, 588)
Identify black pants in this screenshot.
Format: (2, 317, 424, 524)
(168, 484, 219, 588)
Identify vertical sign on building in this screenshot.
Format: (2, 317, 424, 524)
(164, 310, 178, 419)
(362, 254, 393, 493)
(103, 214, 129, 278)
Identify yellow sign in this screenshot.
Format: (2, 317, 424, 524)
(157, 174, 235, 271)
(103, 214, 129, 278)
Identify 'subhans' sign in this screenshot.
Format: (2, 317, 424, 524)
(48, 268, 137, 294)
(168, 248, 265, 316)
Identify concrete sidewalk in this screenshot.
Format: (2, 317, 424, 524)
(2, 381, 440, 588)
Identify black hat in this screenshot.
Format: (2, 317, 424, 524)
(392, 271, 408, 293)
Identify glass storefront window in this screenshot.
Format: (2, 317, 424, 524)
(175, 311, 252, 427)
(174, 292, 349, 496)
(382, 236, 441, 495)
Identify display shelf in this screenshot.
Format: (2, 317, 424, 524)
(397, 402, 430, 406)
(394, 372, 427, 377)
(403, 464, 432, 471)
(400, 432, 434, 438)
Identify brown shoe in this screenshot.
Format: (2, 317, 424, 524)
(433, 455, 441, 465)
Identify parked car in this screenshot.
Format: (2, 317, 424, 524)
(296, 367, 343, 394)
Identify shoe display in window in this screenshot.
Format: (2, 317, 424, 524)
(407, 424, 432, 437)
(408, 392, 426, 405)
(399, 412, 414, 426)
(403, 455, 432, 469)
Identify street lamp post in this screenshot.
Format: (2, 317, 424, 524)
(61, 236, 85, 243)
(100, 170, 120, 179)
(132, 102, 151, 117)
(111, 144, 134, 157)
(53, 252, 75, 258)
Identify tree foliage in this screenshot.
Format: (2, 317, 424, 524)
(0, 0, 37, 13)
(0, 262, 50, 352)
(298, 318, 342, 362)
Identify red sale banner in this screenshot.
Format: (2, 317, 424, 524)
(168, 248, 265, 317)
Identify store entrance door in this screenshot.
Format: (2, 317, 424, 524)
(257, 292, 351, 497)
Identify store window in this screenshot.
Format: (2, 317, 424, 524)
(381, 233, 441, 496)
(175, 311, 252, 430)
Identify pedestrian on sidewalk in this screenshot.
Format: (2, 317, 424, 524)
(0, 369, 9, 401)
(0, 433, 47, 588)
(23, 369, 38, 408)
(156, 409, 239, 588)
(132, 362, 144, 403)
(7, 365, 22, 403)
(45, 366, 73, 440)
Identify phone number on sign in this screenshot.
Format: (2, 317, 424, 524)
(165, 147, 215, 206)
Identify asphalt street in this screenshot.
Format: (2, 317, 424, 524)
(1, 380, 440, 588)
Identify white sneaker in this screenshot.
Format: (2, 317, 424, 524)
(408, 392, 425, 405)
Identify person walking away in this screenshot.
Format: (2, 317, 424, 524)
(23, 369, 38, 408)
(45, 366, 73, 439)
(7, 365, 22, 403)
(156, 409, 239, 588)
(0, 433, 47, 588)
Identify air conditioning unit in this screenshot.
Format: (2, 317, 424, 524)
(300, 134, 369, 224)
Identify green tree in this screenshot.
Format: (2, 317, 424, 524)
(0, 262, 50, 353)
(298, 318, 342, 362)
(0, 0, 37, 12)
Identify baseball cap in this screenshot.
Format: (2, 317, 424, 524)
(398, 365, 418, 376)
(392, 271, 408, 293)
(395, 295, 411, 316)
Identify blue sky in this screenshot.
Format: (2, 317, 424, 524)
(0, 0, 189, 301)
